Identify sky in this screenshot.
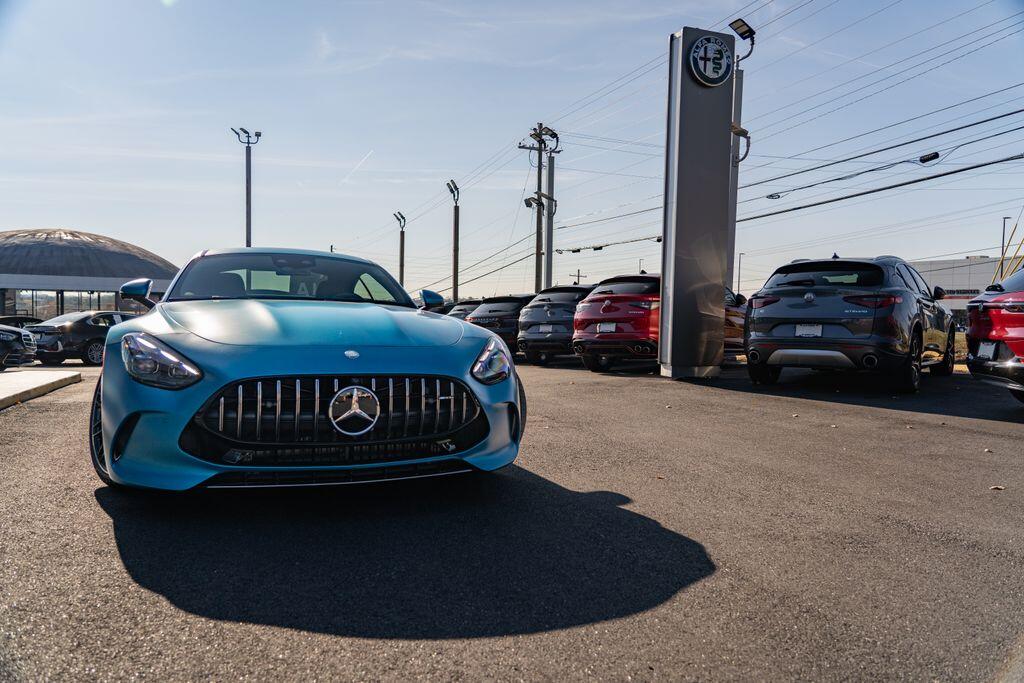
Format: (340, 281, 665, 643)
(1, 0, 1023, 297)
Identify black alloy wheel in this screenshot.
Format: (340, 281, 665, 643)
(83, 340, 105, 366)
(89, 379, 116, 485)
(896, 333, 922, 393)
(931, 328, 956, 376)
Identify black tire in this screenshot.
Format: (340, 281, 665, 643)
(82, 340, 105, 366)
(38, 356, 65, 366)
(931, 328, 956, 376)
(1010, 389, 1024, 405)
(89, 379, 118, 486)
(524, 350, 550, 365)
(580, 354, 614, 372)
(748, 364, 782, 385)
(895, 331, 922, 393)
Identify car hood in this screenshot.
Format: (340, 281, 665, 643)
(157, 299, 466, 347)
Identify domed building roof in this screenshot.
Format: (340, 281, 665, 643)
(0, 229, 178, 279)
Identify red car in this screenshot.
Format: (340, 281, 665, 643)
(966, 268, 1024, 404)
(571, 274, 748, 372)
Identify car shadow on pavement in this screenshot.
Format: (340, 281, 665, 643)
(712, 367, 1024, 423)
(94, 466, 714, 638)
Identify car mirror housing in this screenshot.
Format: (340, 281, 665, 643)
(419, 289, 445, 311)
(734, 293, 747, 306)
(119, 278, 156, 310)
(932, 286, 946, 301)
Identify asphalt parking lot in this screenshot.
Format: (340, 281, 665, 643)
(1, 361, 1023, 681)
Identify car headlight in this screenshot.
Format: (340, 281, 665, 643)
(121, 333, 202, 389)
(0, 332, 16, 342)
(471, 337, 511, 385)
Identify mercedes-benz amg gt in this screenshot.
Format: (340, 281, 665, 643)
(90, 248, 526, 490)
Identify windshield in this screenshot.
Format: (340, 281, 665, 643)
(167, 253, 413, 306)
(38, 313, 87, 326)
(591, 279, 659, 296)
(530, 288, 592, 303)
(765, 262, 884, 288)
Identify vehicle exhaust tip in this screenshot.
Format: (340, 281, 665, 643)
(862, 354, 878, 369)
(747, 349, 761, 364)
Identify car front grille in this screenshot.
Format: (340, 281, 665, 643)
(21, 332, 36, 350)
(180, 374, 489, 467)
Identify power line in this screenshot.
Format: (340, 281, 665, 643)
(738, 152, 1024, 223)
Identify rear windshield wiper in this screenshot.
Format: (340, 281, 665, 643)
(775, 278, 816, 287)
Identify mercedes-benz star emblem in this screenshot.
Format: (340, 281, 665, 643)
(328, 385, 380, 436)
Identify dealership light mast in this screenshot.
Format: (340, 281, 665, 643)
(231, 127, 261, 247)
(446, 180, 460, 301)
(394, 212, 407, 287)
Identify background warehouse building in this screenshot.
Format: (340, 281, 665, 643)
(910, 255, 1003, 324)
(0, 229, 177, 319)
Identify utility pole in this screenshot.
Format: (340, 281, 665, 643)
(736, 252, 745, 293)
(639, 258, 645, 273)
(568, 269, 586, 285)
(393, 212, 406, 286)
(231, 127, 262, 247)
(544, 144, 558, 288)
(519, 123, 559, 292)
(1002, 216, 1012, 279)
(446, 180, 460, 301)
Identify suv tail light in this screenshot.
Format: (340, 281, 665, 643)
(750, 296, 780, 309)
(631, 301, 660, 310)
(843, 294, 902, 309)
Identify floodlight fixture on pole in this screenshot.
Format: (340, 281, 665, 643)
(394, 211, 407, 287)
(729, 18, 756, 62)
(231, 127, 262, 247)
(730, 122, 751, 165)
(447, 180, 461, 300)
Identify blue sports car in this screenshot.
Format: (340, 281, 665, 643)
(90, 248, 525, 490)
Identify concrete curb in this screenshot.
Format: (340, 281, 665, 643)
(0, 371, 82, 411)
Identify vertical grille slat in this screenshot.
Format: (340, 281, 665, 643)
(202, 375, 481, 446)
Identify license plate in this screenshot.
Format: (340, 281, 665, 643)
(978, 341, 997, 360)
(537, 324, 553, 333)
(598, 322, 616, 333)
(795, 324, 822, 338)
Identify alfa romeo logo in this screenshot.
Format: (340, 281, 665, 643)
(689, 35, 733, 87)
(328, 385, 380, 436)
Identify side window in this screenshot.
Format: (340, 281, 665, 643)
(88, 314, 112, 327)
(724, 288, 737, 306)
(897, 265, 926, 296)
(908, 266, 933, 298)
(356, 274, 397, 302)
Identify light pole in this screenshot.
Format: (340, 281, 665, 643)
(1002, 216, 1013, 279)
(393, 212, 406, 286)
(446, 180, 460, 302)
(518, 124, 559, 291)
(737, 252, 745, 294)
(230, 127, 261, 247)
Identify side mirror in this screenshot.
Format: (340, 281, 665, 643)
(734, 293, 747, 306)
(418, 289, 445, 311)
(120, 278, 156, 310)
(932, 285, 946, 301)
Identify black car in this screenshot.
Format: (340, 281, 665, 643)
(26, 311, 139, 366)
(447, 299, 482, 320)
(0, 323, 36, 370)
(745, 256, 955, 392)
(517, 285, 596, 364)
(966, 268, 1024, 403)
(0, 316, 42, 329)
(464, 294, 535, 352)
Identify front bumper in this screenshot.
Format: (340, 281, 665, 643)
(1, 347, 36, 367)
(100, 338, 523, 491)
(745, 338, 904, 371)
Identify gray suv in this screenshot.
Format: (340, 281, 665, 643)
(744, 256, 955, 392)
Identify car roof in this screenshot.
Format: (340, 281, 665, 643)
(480, 294, 535, 303)
(787, 256, 901, 265)
(195, 247, 375, 266)
(452, 299, 482, 306)
(538, 284, 595, 293)
(597, 273, 661, 284)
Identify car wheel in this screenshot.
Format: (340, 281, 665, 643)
(524, 350, 549, 365)
(748, 364, 781, 385)
(580, 354, 613, 372)
(895, 332, 922, 393)
(89, 379, 117, 486)
(931, 328, 956, 376)
(39, 357, 65, 366)
(82, 340, 105, 366)
(1010, 389, 1024, 405)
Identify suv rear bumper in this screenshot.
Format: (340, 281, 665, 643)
(517, 332, 572, 354)
(572, 338, 657, 358)
(746, 338, 903, 371)
(967, 357, 1024, 392)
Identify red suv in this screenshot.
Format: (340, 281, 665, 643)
(573, 274, 748, 372)
(967, 268, 1024, 404)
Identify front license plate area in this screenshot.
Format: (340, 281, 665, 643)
(538, 324, 553, 333)
(795, 324, 822, 338)
(598, 322, 616, 333)
(978, 341, 997, 360)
